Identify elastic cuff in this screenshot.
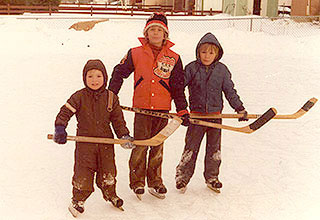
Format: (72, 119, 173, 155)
(55, 125, 66, 132)
(235, 106, 245, 113)
(177, 109, 189, 117)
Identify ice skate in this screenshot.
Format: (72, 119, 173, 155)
(68, 200, 84, 217)
(206, 177, 223, 193)
(133, 186, 144, 201)
(109, 196, 124, 211)
(148, 184, 167, 199)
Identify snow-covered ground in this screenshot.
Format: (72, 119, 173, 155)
(0, 14, 319, 220)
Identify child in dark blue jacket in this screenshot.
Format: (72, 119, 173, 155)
(175, 32, 248, 193)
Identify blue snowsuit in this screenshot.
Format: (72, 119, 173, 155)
(176, 32, 245, 185)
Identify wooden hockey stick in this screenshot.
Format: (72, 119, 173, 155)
(121, 106, 277, 134)
(183, 97, 317, 119)
(47, 116, 182, 146)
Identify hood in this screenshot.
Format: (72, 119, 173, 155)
(196, 32, 224, 64)
(83, 59, 108, 91)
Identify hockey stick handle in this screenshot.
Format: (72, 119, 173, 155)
(47, 134, 128, 145)
(184, 97, 317, 119)
(121, 106, 277, 134)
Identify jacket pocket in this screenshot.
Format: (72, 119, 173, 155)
(159, 79, 170, 93)
(134, 76, 144, 90)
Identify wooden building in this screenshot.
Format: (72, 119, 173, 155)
(291, 0, 320, 16)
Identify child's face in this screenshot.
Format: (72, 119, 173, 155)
(86, 69, 104, 90)
(147, 26, 165, 47)
(199, 44, 218, 66)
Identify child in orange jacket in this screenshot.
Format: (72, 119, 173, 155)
(108, 13, 189, 199)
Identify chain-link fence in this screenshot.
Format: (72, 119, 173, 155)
(13, 15, 320, 37)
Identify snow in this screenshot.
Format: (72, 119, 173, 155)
(0, 14, 320, 220)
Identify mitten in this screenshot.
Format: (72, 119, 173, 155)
(237, 110, 249, 122)
(120, 135, 136, 149)
(54, 125, 67, 144)
(177, 110, 190, 127)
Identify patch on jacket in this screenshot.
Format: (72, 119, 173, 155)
(153, 56, 175, 79)
(65, 102, 77, 113)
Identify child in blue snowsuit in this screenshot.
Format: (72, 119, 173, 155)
(175, 32, 248, 192)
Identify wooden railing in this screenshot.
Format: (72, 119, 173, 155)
(0, 3, 222, 16)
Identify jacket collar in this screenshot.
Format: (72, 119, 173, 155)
(138, 37, 175, 49)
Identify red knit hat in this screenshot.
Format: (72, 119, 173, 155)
(143, 12, 169, 36)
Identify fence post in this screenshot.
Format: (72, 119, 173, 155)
(131, 7, 133, 16)
(49, 3, 52, 16)
(250, 18, 253, 32)
(7, 3, 10, 15)
(210, 8, 212, 15)
(90, 5, 93, 16)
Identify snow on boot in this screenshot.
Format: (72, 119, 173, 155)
(206, 177, 223, 193)
(148, 184, 167, 199)
(133, 186, 144, 200)
(68, 200, 85, 217)
(109, 196, 124, 211)
(176, 181, 187, 194)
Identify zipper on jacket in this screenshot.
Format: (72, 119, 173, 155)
(205, 66, 209, 112)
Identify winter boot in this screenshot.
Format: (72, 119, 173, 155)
(109, 196, 124, 211)
(206, 177, 223, 193)
(68, 200, 85, 217)
(148, 184, 167, 199)
(133, 186, 144, 200)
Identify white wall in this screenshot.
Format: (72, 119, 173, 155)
(247, 0, 254, 14)
(205, 0, 223, 10)
(196, 0, 223, 11)
(261, 0, 267, 16)
(278, 0, 291, 5)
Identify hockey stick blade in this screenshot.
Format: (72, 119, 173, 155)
(47, 117, 181, 147)
(281, 97, 318, 119)
(189, 107, 276, 134)
(248, 107, 277, 131)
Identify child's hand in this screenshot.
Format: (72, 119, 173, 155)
(181, 113, 191, 126)
(54, 125, 67, 144)
(237, 110, 249, 122)
(120, 135, 136, 149)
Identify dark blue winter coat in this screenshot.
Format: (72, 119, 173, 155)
(185, 32, 244, 113)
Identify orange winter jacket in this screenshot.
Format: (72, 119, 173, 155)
(108, 38, 187, 112)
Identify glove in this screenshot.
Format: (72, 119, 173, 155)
(120, 135, 136, 149)
(177, 110, 190, 127)
(237, 110, 249, 122)
(54, 125, 67, 144)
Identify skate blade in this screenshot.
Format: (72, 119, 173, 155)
(116, 206, 125, 211)
(178, 186, 187, 194)
(148, 188, 166, 199)
(207, 185, 221, 193)
(68, 206, 80, 218)
(135, 194, 142, 201)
